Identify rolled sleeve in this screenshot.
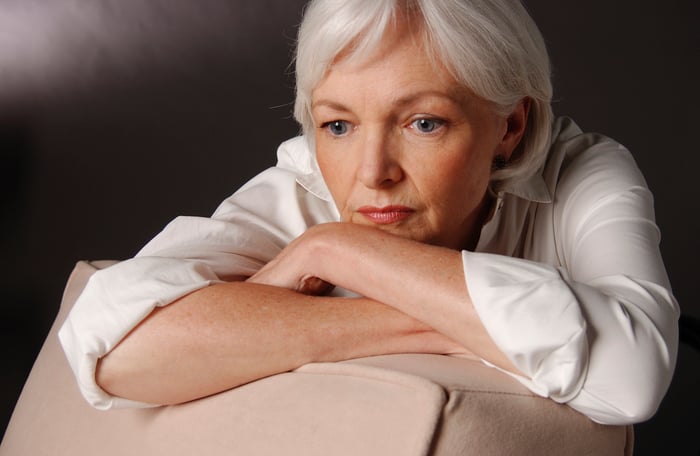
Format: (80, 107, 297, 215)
(463, 251, 678, 424)
(463, 252, 588, 402)
(58, 258, 222, 409)
(57, 156, 333, 409)
(555, 142, 679, 423)
(463, 135, 679, 424)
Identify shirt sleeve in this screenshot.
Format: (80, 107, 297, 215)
(58, 258, 223, 409)
(463, 141, 679, 425)
(58, 158, 329, 409)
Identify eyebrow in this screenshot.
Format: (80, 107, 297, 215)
(311, 99, 352, 112)
(311, 89, 465, 112)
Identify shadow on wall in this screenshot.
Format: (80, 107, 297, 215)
(0, 0, 307, 437)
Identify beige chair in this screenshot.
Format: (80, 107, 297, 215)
(1, 260, 632, 455)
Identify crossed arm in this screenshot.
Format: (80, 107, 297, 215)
(96, 222, 517, 405)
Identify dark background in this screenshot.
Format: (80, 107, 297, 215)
(1, 0, 698, 453)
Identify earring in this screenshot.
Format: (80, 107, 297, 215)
(492, 155, 507, 171)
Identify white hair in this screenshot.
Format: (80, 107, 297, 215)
(293, 0, 554, 190)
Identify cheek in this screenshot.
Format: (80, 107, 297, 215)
(316, 153, 338, 190)
(314, 136, 337, 183)
(315, 145, 352, 213)
(424, 150, 492, 210)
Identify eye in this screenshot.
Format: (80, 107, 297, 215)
(322, 120, 351, 137)
(410, 118, 444, 134)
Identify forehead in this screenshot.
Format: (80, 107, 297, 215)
(312, 24, 463, 104)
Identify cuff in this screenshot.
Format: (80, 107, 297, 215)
(462, 251, 588, 403)
(58, 257, 221, 409)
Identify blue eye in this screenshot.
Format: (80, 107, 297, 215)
(412, 118, 443, 134)
(324, 120, 350, 136)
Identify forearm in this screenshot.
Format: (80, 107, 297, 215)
(251, 223, 521, 375)
(315, 225, 520, 373)
(96, 280, 461, 405)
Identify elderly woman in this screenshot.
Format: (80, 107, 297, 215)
(59, 0, 679, 425)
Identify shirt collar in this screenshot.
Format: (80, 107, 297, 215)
(297, 166, 334, 202)
(492, 116, 583, 205)
(498, 167, 552, 204)
(276, 135, 334, 201)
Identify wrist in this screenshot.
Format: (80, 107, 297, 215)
(304, 223, 343, 283)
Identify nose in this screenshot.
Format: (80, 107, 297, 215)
(357, 132, 403, 189)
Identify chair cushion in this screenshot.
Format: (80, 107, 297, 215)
(0, 261, 631, 455)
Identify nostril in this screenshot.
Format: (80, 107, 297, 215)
(358, 162, 402, 189)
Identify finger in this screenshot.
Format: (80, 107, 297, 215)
(296, 276, 335, 296)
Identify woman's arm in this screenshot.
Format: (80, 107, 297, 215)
(96, 279, 466, 405)
(247, 141, 680, 425)
(248, 222, 521, 375)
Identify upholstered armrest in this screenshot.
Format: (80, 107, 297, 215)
(1, 261, 632, 455)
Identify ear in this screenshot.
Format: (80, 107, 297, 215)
(497, 97, 531, 162)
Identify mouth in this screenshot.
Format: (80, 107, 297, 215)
(356, 205, 415, 225)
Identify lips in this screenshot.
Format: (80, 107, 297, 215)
(356, 205, 415, 225)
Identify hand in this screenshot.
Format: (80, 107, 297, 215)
(247, 222, 475, 358)
(246, 224, 335, 295)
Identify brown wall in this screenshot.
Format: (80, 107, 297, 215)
(1, 1, 697, 453)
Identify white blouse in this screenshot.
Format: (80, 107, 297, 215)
(59, 117, 679, 425)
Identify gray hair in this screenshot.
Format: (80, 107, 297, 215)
(293, 0, 554, 190)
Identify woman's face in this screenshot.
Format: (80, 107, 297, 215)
(311, 26, 520, 250)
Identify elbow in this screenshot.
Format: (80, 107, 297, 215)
(94, 356, 114, 396)
(95, 350, 176, 406)
(569, 348, 677, 425)
(623, 356, 676, 424)
(94, 353, 148, 404)
(95, 347, 249, 406)
(615, 314, 679, 424)
(613, 381, 668, 425)
(569, 285, 679, 425)
(583, 381, 669, 425)
(624, 398, 663, 425)
(568, 376, 671, 425)
(94, 355, 132, 403)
